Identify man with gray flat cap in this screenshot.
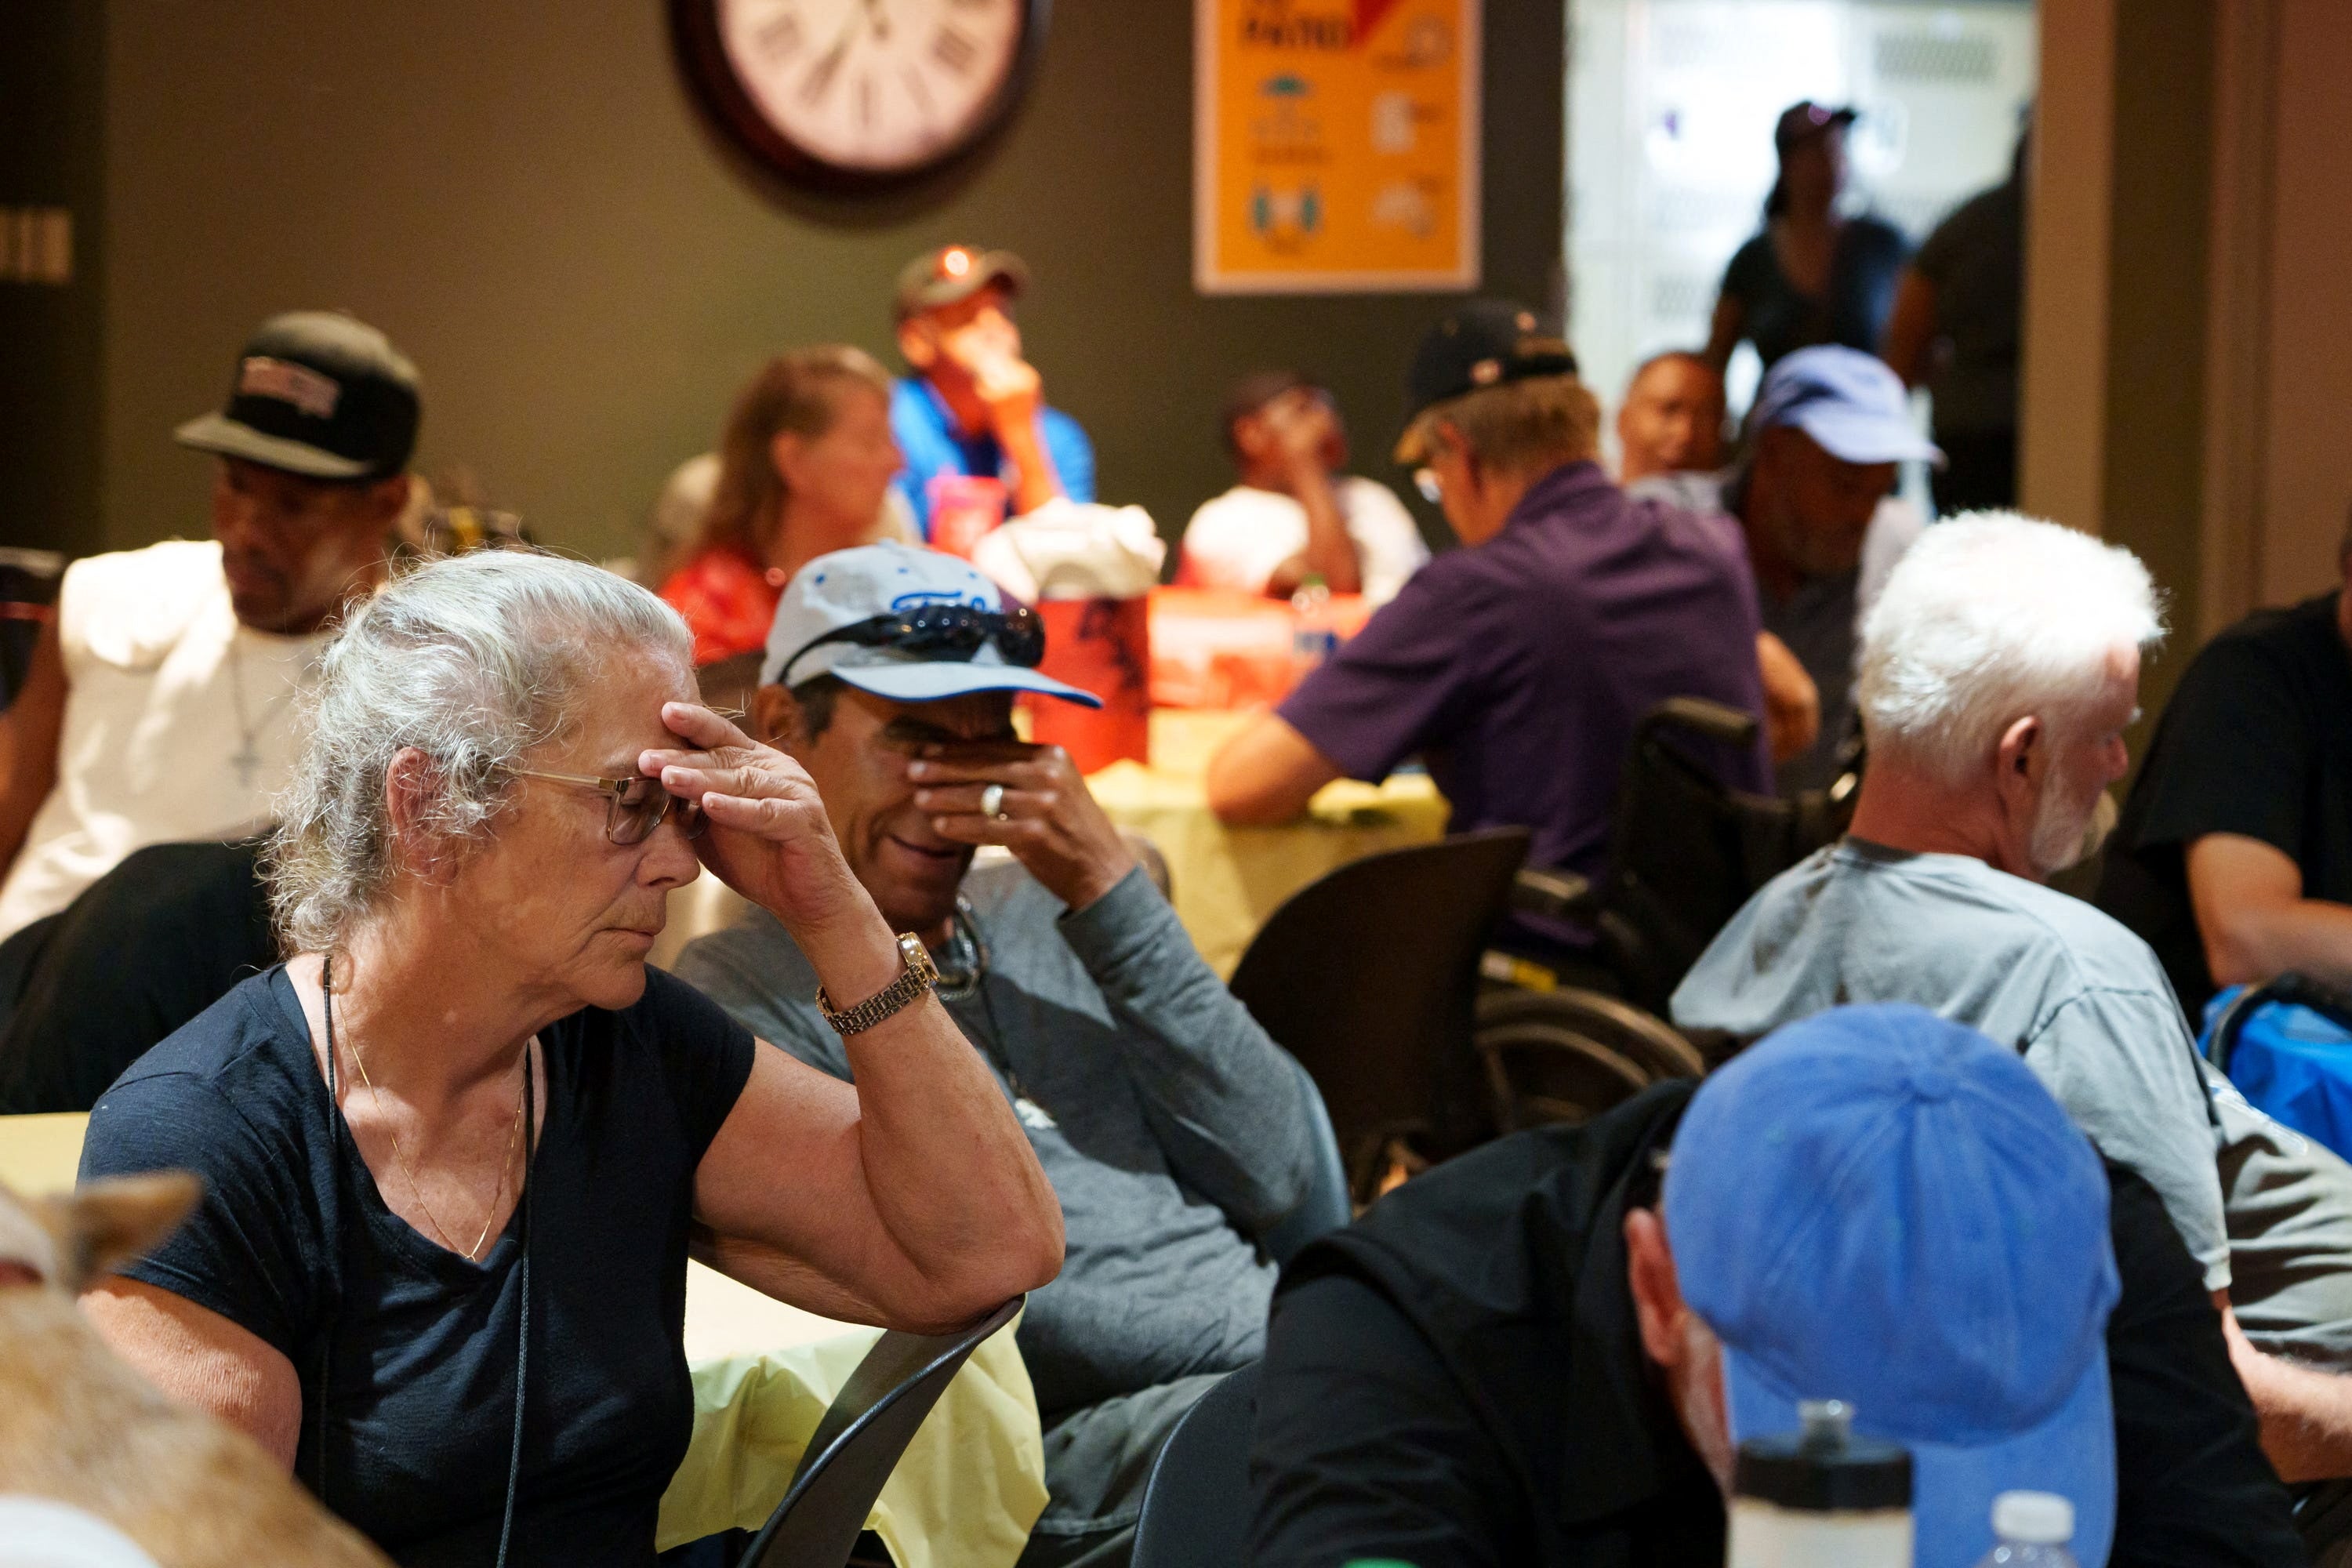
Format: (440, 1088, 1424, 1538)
(889, 243, 1096, 535)
(0, 310, 418, 943)
(1637, 343, 1940, 793)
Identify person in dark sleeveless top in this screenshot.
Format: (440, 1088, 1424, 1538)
(1705, 101, 1911, 378)
(77, 551, 1062, 1568)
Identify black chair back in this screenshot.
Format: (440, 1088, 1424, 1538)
(738, 1296, 1023, 1568)
(1129, 1361, 1260, 1568)
(1593, 699, 1847, 1013)
(1229, 827, 1531, 1198)
(0, 548, 62, 713)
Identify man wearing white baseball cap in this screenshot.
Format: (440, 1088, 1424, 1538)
(677, 543, 1318, 1568)
(1637, 343, 1940, 793)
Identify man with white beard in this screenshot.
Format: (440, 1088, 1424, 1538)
(1674, 512, 2352, 1531)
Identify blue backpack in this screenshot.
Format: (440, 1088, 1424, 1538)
(2201, 974, 2352, 1160)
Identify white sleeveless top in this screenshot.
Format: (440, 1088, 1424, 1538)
(0, 539, 327, 940)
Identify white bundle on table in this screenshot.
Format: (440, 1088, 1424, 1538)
(970, 499, 1164, 604)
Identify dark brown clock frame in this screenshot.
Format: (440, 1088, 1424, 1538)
(668, 0, 1054, 194)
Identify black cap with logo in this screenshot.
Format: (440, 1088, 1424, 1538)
(1775, 100, 1857, 156)
(174, 310, 421, 481)
(1395, 299, 1578, 459)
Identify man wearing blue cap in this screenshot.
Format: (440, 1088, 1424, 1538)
(1248, 1007, 2301, 1568)
(1638, 343, 1940, 793)
(677, 543, 1316, 1568)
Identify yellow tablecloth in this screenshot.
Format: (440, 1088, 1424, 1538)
(0, 1115, 1046, 1568)
(1091, 709, 1451, 976)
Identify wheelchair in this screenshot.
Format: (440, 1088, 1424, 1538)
(1471, 697, 1857, 1135)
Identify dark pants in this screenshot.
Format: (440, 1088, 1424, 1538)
(0, 912, 60, 1044)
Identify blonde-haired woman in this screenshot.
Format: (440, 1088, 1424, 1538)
(659, 346, 912, 666)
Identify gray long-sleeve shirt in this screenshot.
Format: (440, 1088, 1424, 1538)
(673, 860, 1315, 1421)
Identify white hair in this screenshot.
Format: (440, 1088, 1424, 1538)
(267, 550, 692, 953)
(1856, 511, 2165, 786)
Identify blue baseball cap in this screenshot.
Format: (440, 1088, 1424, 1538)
(1749, 345, 1945, 467)
(760, 543, 1102, 708)
(1665, 1005, 2118, 1568)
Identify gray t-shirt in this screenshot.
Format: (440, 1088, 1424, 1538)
(1671, 839, 2231, 1291)
(673, 860, 1315, 1421)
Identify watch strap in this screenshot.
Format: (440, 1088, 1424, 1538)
(817, 933, 939, 1036)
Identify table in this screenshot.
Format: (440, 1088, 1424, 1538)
(1090, 709, 1450, 976)
(0, 1115, 1047, 1568)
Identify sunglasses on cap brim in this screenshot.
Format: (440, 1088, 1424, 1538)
(780, 604, 1046, 688)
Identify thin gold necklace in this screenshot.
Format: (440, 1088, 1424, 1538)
(328, 955, 529, 1263)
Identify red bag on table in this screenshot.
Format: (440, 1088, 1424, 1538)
(1025, 597, 1150, 773)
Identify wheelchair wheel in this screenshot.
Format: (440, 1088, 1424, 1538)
(1474, 987, 1705, 1133)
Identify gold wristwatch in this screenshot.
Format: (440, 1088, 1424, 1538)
(816, 933, 940, 1036)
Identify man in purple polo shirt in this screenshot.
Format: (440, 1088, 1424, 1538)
(1207, 301, 1770, 956)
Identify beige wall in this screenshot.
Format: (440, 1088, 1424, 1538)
(2253, 0, 2352, 606)
(2017, 0, 2114, 540)
(2027, 0, 2352, 681)
(83, 1, 1565, 562)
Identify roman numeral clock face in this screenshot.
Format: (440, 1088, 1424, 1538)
(673, 0, 1044, 187)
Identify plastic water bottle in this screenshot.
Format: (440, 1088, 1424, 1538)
(1290, 574, 1339, 681)
(1972, 1493, 2078, 1568)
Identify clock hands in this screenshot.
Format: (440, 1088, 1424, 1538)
(799, 7, 862, 105)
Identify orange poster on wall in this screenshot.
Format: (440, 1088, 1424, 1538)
(1193, 0, 1481, 295)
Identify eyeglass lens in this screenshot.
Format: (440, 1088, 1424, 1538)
(607, 777, 705, 846)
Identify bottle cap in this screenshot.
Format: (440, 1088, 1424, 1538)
(1733, 1400, 1912, 1512)
(1992, 1491, 2074, 1544)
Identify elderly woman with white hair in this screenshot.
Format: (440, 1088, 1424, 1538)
(74, 550, 1064, 1567)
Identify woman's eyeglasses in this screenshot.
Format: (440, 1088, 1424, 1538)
(780, 604, 1044, 687)
(510, 770, 706, 846)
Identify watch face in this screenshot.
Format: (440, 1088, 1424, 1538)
(681, 0, 1040, 186)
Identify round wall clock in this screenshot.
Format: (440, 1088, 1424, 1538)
(670, 0, 1051, 191)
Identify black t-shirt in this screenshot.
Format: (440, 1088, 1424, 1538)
(1249, 1080, 2303, 1568)
(0, 839, 274, 1114)
(2099, 592, 2352, 1019)
(79, 964, 758, 1568)
(1719, 215, 1912, 372)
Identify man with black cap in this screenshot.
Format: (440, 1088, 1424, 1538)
(1207, 301, 1770, 960)
(0, 310, 417, 943)
(889, 244, 1094, 536)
